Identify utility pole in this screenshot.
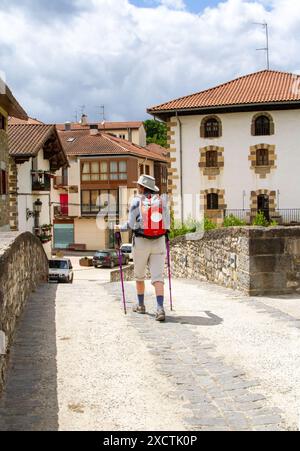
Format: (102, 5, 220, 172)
(254, 22, 270, 70)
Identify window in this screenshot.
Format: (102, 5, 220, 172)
(140, 164, 144, 176)
(0, 114, 6, 130)
(204, 118, 220, 138)
(119, 134, 126, 140)
(0, 169, 8, 195)
(256, 149, 269, 166)
(206, 151, 218, 168)
(255, 115, 271, 136)
(145, 165, 150, 176)
(81, 189, 119, 215)
(207, 193, 219, 210)
(81, 160, 127, 182)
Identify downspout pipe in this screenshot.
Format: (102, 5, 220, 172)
(176, 112, 184, 224)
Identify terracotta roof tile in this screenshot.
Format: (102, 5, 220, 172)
(148, 70, 300, 114)
(146, 143, 168, 157)
(8, 125, 68, 168)
(58, 130, 167, 162)
(8, 116, 44, 125)
(56, 121, 143, 131)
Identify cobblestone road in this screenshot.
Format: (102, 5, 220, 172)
(0, 268, 298, 431)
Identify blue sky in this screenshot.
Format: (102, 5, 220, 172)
(130, 0, 221, 12)
(1, 0, 299, 124)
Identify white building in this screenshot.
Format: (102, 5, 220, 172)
(8, 124, 68, 255)
(148, 70, 300, 225)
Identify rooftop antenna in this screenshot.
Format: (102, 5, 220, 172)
(96, 105, 106, 122)
(79, 105, 86, 116)
(254, 22, 270, 70)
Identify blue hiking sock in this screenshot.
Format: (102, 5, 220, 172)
(138, 294, 145, 306)
(157, 296, 164, 310)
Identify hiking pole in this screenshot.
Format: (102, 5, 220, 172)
(166, 235, 173, 312)
(115, 231, 127, 315)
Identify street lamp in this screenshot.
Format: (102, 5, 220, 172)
(34, 198, 43, 215)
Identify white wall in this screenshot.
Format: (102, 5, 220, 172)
(170, 109, 300, 220)
(17, 156, 51, 233)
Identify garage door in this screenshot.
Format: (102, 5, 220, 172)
(54, 224, 74, 249)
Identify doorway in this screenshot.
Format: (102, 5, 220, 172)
(257, 194, 270, 221)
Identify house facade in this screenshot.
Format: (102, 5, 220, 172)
(148, 70, 300, 225)
(56, 119, 147, 147)
(0, 79, 27, 231)
(52, 126, 168, 251)
(8, 124, 68, 255)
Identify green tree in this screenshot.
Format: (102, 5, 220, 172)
(144, 119, 167, 148)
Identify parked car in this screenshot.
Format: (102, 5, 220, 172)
(49, 259, 74, 284)
(120, 243, 133, 261)
(93, 250, 129, 269)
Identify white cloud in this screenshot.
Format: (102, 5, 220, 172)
(0, 0, 300, 123)
(158, 0, 186, 10)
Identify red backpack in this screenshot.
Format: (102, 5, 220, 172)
(140, 195, 166, 238)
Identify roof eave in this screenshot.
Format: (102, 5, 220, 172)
(147, 100, 300, 118)
(0, 84, 28, 120)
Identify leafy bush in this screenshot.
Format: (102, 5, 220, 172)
(203, 217, 217, 231)
(252, 211, 270, 227)
(169, 215, 216, 239)
(223, 214, 246, 228)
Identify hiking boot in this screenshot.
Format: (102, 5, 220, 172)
(156, 309, 166, 322)
(133, 304, 146, 314)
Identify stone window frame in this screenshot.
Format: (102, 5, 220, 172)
(250, 189, 277, 220)
(251, 112, 275, 136)
(249, 143, 277, 179)
(201, 188, 227, 225)
(199, 145, 224, 180)
(200, 115, 222, 139)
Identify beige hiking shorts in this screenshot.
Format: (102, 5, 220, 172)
(133, 236, 166, 284)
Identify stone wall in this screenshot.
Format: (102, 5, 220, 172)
(171, 228, 250, 292)
(111, 227, 300, 297)
(0, 232, 49, 393)
(0, 127, 9, 231)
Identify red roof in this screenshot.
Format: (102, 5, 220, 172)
(146, 143, 168, 158)
(56, 121, 144, 131)
(8, 124, 68, 167)
(8, 116, 43, 125)
(58, 130, 167, 162)
(148, 70, 300, 114)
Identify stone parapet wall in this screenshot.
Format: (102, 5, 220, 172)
(111, 227, 300, 297)
(0, 232, 49, 393)
(0, 129, 9, 230)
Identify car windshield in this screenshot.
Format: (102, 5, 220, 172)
(49, 260, 69, 269)
(96, 252, 109, 257)
(121, 246, 131, 252)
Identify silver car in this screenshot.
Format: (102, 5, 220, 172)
(48, 259, 74, 284)
(120, 243, 133, 261)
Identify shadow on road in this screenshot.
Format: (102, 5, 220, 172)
(0, 283, 59, 431)
(147, 311, 223, 327)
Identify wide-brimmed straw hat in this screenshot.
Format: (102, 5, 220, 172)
(135, 175, 159, 193)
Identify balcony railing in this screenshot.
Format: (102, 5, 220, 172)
(224, 209, 251, 223)
(81, 204, 119, 218)
(54, 205, 69, 217)
(224, 209, 300, 225)
(32, 171, 51, 191)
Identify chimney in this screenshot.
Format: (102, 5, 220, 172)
(90, 124, 99, 136)
(80, 114, 88, 126)
(65, 121, 71, 131)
